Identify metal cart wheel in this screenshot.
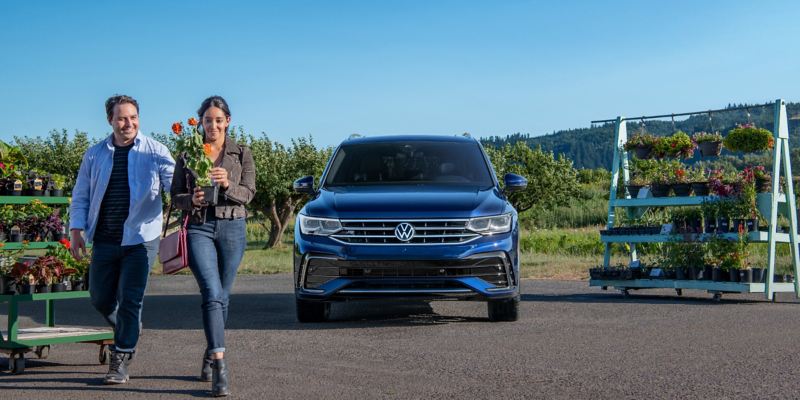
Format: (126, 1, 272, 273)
(35, 345, 50, 359)
(675, 289, 683, 296)
(712, 293, 722, 302)
(9, 353, 25, 374)
(99, 344, 111, 365)
(620, 289, 630, 298)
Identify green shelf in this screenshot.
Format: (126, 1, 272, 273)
(0, 196, 70, 205)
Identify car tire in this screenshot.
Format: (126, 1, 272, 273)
(487, 297, 519, 322)
(296, 299, 330, 323)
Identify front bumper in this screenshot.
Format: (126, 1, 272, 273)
(294, 232, 519, 301)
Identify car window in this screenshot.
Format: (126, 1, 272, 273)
(324, 141, 494, 188)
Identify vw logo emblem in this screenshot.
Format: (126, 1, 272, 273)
(394, 223, 415, 242)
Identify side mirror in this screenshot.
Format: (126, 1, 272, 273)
(503, 173, 527, 193)
(293, 176, 316, 195)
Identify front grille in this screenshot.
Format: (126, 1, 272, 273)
(331, 219, 480, 245)
(303, 255, 509, 289)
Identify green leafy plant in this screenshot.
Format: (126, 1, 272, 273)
(708, 233, 748, 271)
(687, 166, 708, 182)
(50, 174, 66, 191)
(172, 119, 214, 186)
(623, 133, 660, 151)
(724, 124, 774, 153)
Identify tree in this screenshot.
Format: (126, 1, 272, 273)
(14, 130, 95, 187)
(246, 133, 331, 248)
(486, 141, 580, 213)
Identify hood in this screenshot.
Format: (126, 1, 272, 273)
(302, 185, 507, 219)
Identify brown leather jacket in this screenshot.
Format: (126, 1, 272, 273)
(170, 136, 256, 223)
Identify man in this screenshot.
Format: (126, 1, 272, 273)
(70, 94, 175, 384)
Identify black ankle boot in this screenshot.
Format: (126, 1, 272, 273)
(211, 358, 230, 397)
(200, 354, 213, 382)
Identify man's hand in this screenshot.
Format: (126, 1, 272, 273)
(70, 229, 88, 260)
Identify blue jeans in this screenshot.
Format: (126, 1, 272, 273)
(89, 238, 159, 353)
(187, 215, 246, 355)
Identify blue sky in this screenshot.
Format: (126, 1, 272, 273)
(3, 0, 799, 147)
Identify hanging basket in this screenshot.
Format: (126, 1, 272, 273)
(698, 141, 722, 157)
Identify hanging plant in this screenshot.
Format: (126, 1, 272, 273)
(623, 133, 660, 159)
(693, 131, 723, 157)
(723, 124, 774, 153)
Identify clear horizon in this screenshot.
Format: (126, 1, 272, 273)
(3, 0, 799, 147)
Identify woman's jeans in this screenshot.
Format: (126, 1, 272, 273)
(187, 215, 247, 355)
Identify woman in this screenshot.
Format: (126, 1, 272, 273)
(171, 96, 256, 397)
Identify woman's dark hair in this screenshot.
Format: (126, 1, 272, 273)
(197, 96, 231, 119)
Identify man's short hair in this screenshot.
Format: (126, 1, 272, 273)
(105, 95, 139, 120)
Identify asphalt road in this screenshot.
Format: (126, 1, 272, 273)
(1, 275, 799, 399)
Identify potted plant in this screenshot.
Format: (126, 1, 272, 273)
(650, 172, 671, 197)
(10, 260, 33, 294)
(724, 123, 774, 153)
(50, 174, 65, 197)
(0, 250, 14, 295)
(42, 208, 65, 241)
(623, 133, 660, 159)
(663, 131, 696, 159)
(670, 166, 692, 196)
(701, 201, 719, 234)
(173, 119, 218, 205)
(693, 131, 723, 157)
(688, 166, 710, 196)
(745, 165, 772, 193)
(626, 175, 649, 198)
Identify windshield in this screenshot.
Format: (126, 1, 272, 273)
(324, 141, 495, 188)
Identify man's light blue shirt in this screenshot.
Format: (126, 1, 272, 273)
(69, 133, 175, 245)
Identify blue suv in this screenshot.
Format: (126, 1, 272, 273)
(292, 135, 527, 322)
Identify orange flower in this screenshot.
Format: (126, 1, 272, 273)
(203, 143, 212, 156)
(171, 122, 183, 135)
(59, 238, 71, 249)
(188, 117, 198, 126)
(0, 243, 5, 248)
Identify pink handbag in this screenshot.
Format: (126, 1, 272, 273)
(159, 203, 189, 275)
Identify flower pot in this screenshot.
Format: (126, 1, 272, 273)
(698, 141, 722, 157)
(691, 182, 710, 196)
(712, 267, 724, 282)
(0, 276, 7, 295)
(12, 190, 21, 196)
(633, 145, 652, 159)
(672, 183, 692, 196)
(18, 283, 33, 295)
(786, 274, 795, 283)
(650, 183, 671, 197)
(71, 279, 85, 291)
(9, 232, 20, 242)
(676, 267, 686, 280)
(717, 218, 730, 233)
(728, 268, 740, 282)
(51, 282, 67, 292)
(201, 185, 219, 206)
(36, 283, 51, 293)
(746, 218, 758, 232)
(51, 189, 64, 197)
(739, 269, 753, 283)
(755, 177, 770, 193)
(626, 185, 643, 198)
(773, 274, 785, 283)
(751, 268, 765, 283)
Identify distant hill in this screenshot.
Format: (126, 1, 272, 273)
(482, 103, 800, 169)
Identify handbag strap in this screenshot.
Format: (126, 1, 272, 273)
(162, 169, 192, 238)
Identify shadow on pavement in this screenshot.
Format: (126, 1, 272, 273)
(521, 292, 767, 305)
(9, 293, 488, 331)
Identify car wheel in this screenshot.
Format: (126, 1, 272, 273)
(296, 299, 330, 323)
(487, 297, 519, 322)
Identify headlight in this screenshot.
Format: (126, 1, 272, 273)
(298, 214, 342, 236)
(467, 213, 512, 235)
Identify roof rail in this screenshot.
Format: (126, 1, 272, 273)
(348, 133, 363, 140)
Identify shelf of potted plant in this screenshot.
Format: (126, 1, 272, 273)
(596, 100, 799, 301)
